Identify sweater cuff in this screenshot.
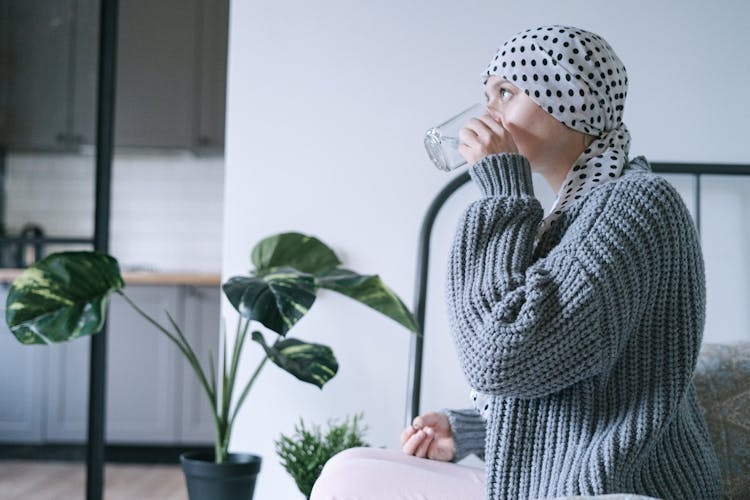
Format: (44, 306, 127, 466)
(469, 153, 534, 198)
(440, 408, 486, 463)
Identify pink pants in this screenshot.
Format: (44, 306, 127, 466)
(310, 447, 485, 500)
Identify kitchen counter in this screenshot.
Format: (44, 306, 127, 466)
(0, 269, 221, 286)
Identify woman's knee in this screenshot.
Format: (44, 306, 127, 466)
(311, 448, 378, 500)
(321, 446, 375, 473)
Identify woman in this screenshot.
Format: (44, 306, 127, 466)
(311, 24, 722, 500)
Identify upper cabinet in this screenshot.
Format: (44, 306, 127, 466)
(194, 0, 229, 155)
(0, 0, 228, 154)
(0, 0, 98, 151)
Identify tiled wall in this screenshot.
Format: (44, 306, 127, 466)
(3, 152, 224, 272)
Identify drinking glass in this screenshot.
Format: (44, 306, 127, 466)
(424, 102, 486, 171)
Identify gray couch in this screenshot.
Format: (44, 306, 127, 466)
(692, 341, 750, 500)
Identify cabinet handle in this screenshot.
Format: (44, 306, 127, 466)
(55, 133, 85, 147)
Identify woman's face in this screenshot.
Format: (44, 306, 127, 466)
(483, 75, 587, 172)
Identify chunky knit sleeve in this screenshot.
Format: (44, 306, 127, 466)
(445, 153, 654, 399)
(440, 408, 486, 462)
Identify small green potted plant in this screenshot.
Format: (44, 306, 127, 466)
(5, 231, 418, 500)
(276, 413, 369, 499)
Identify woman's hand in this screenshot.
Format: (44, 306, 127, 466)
(400, 411, 455, 461)
(458, 113, 518, 165)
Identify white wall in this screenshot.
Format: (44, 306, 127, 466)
(222, 1, 750, 497)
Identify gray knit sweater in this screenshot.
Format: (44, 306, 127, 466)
(442, 153, 722, 500)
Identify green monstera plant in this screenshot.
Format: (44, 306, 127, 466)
(5, 231, 418, 463)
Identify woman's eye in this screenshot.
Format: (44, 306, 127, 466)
(486, 88, 512, 104)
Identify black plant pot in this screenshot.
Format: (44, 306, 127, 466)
(180, 451, 262, 500)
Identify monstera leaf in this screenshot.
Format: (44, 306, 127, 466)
(251, 232, 341, 275)
(223, 267, 317, 336)
(6, 251, 125, 345)
(316, 268, 419, 333)
(251, 331, 338, 388)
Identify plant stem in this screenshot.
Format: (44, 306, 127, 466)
(222, 318, 249, 435)
(208, 349, 217, 397)
(222, 354, 269, 456)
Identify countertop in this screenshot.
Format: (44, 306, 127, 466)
(0, 269, 221, 286)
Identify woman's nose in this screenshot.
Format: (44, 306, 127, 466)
(485, 102, 503, 122)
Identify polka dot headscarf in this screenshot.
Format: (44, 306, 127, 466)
(482, 25, 632, 242)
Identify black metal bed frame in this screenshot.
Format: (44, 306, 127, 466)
(405, 161, 750, 426)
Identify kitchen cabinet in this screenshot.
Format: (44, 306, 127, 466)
(114, 0, 197, 150)
(0, 284, 46, 443)
(43, 331, 89, 441)
(114, 0, 228, 152)
(0, 283, 220, 445)
(104, 285, 182, 443)
(0, 0, 228, 153)
(180, 286, 220, 442)
(0, 0, 98, 151)
(194, 0, 229, 155)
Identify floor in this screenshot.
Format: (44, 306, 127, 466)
(0, 461, 188, 500)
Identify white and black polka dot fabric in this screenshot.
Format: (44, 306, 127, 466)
(470, 387, 492, 420)
(482, 24, 632, 242)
